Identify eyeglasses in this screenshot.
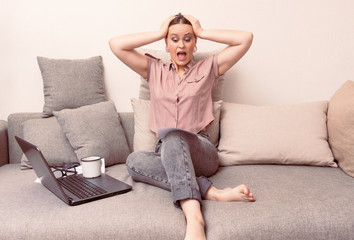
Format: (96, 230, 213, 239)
(51, 162, 80, 178)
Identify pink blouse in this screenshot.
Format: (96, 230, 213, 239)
(146, 54, 220, 134)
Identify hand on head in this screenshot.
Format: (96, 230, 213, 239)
(159, 15, 176, 38)
(162, 13, 203, 39)
(183, 14, 203, 38)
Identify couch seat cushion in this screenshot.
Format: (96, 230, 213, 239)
(0, 164, 353, 239)
(206, 165, 354, 239)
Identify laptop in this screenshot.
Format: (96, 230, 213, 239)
(15, 136, 132, 206)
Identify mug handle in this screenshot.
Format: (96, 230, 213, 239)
(100, 158, 105, 173)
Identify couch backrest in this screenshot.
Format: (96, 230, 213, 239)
(117, 112, 134, 152)
(7, 112, 134, 164)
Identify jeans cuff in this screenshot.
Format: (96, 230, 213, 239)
(173, 188, 202, 208)
(198, 176, 213, 199)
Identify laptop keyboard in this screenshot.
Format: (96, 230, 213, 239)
(58, 175, 107, 199)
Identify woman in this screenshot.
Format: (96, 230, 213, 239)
(109, 13, 255, 240)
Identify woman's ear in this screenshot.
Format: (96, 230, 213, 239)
(165, 38, 169, 53)
(165, 36, 169, 52)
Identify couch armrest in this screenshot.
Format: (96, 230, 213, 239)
(0, 120, 8, 166)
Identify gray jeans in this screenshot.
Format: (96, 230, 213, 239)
(126, 129, 219, 206)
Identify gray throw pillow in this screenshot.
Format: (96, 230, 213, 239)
(20, 117, 78, 169)
(37, 56, 106, 117)
(53, 101, 130, 166)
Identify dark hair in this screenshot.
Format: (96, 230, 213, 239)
(168, 13, 192, 27)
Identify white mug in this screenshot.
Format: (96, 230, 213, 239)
(80, 156, 102, 178)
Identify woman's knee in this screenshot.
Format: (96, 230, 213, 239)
(126, 151, 162, 178)
(126, 152, 138, 169)
(162, 130, 196, 153)
(126, 151, 150, 179)
(164, 129, 197, 143)
(126, 152, 139, 178)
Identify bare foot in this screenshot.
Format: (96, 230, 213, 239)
(205, 184, 256, 202)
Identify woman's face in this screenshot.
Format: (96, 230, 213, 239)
(166, 24, 196, 68)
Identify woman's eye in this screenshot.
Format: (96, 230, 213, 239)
(184, 38, 191, 42)
(172, 38, 178, 43)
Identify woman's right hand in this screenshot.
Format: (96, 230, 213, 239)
(158, 15, 175, 38)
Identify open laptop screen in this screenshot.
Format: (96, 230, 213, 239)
(15, 136, 69, 204)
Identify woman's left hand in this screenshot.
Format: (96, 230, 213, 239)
(184, 15, 204, 38)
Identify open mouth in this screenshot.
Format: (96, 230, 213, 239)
(177, 51, 187, 61)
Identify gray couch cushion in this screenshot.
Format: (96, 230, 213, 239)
(37, 56, 106, 117)
(1, 163, 353, 239)
(53, 101, 130, 166)
(206, 165, 354, 239)
(0, 163, 185, 240)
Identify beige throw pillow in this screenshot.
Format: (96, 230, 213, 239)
(218, 101, 336, 167)
(131, 98, 222, 152)
(328, 80, 354, 177)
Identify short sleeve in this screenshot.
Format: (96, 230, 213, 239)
(145, 53, 160, 82)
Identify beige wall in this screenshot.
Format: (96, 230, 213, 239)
(1, 0, 353, 120)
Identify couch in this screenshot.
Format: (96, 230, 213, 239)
(0, 53, 353, 240)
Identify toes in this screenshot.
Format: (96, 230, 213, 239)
(213, 184, 256, 202)
(238, 184, 250, 195)
(248, 193, 256, 202)
(238, 184, 256, 202)
(243, 185, 250, 195)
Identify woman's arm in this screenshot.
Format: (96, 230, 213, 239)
(185, 15, 253, 76)
(109, 16, 175, 78)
